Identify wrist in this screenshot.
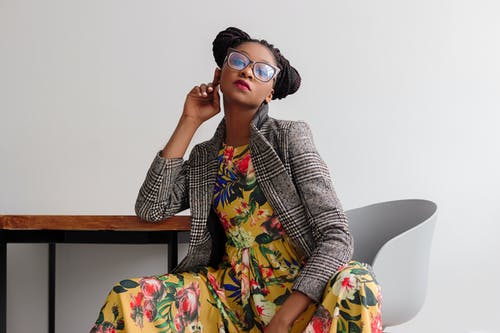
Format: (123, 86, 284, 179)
(275, 291, 312, 326)
(179, 114, 203, 128)
(273, 310, 294, 328)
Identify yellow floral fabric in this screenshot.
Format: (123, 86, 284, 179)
(90, 143, 382, 333)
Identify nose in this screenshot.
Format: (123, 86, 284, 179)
(239, 64, 254, 80)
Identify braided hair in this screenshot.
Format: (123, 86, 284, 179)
(212, 27, 301, 100)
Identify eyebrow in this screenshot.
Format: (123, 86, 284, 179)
(235, 49, 275, 65)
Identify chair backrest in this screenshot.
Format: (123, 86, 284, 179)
(346, 199, 438, 329)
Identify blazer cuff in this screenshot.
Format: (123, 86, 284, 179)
(291, 275, 326, 303)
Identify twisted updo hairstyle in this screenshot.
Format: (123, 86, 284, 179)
(212, 27, 301, 100)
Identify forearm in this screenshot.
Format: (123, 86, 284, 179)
(292, 227, 353, 302)
(162, 115, 201, 159)
(135, 156, 189, 221)
(287, 121, 353, 301)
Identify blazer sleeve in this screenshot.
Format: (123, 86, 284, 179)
(288, 121, 354, 303)
(135, 150, 190, 222)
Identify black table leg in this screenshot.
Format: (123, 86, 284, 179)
(167, 232, 178, 272)
(0, 235, 6, 333)
(48, 243, 55, 333)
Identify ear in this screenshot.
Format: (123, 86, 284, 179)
(265, 89, 274, 103)
(213, 67, 222, 86)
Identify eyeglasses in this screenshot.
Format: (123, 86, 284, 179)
(224, 48, 281, 83)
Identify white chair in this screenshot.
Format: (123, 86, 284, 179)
(346, 199, 438, 332)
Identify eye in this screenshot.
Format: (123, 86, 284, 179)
(255, 64, 274, 81)
(228, 52, 248, 69)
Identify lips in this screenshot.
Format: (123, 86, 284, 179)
(234, 79, 251, 91)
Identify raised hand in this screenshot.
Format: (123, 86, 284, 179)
(161, 68, 222, 159)
(182, 68, 222, 126)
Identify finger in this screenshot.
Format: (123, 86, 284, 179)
(207, 82, 213, 93)
(199, 83, 208, 97)
(195, 86, 202, 97)
(212, 83, 220, 109)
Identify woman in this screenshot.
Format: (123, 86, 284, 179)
(91, 27, 382, 333)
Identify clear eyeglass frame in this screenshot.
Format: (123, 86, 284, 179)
(224, 48, 281, 83)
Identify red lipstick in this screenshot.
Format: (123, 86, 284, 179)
(234, 79, 251, 91)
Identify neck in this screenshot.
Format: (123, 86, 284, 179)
(223, 100, 260, 146)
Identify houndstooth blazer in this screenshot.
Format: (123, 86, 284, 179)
(135, 102, 353, 302)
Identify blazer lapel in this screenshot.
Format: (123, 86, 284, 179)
(249, 107, 313, 256)
(188, 102, 311, 256)
(189, 103, 267, 245)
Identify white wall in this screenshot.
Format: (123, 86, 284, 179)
(1, 0, 499, 332)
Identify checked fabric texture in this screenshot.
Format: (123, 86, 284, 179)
(90, 143, 382, 333)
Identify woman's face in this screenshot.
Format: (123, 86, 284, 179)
(219, 41, 277, 109)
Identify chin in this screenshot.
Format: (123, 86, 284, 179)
(223, 92, 261, 109)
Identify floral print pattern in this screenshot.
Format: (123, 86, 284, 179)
(90, 143, 382, 332)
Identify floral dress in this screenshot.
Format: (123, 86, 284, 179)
(91, 143, 382, 333)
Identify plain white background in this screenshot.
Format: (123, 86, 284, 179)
(1, 0, 499, 332)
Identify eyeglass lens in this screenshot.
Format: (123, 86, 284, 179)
(227, 52, 276, 82)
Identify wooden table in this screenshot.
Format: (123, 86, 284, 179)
(0, 215, 191, 333)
